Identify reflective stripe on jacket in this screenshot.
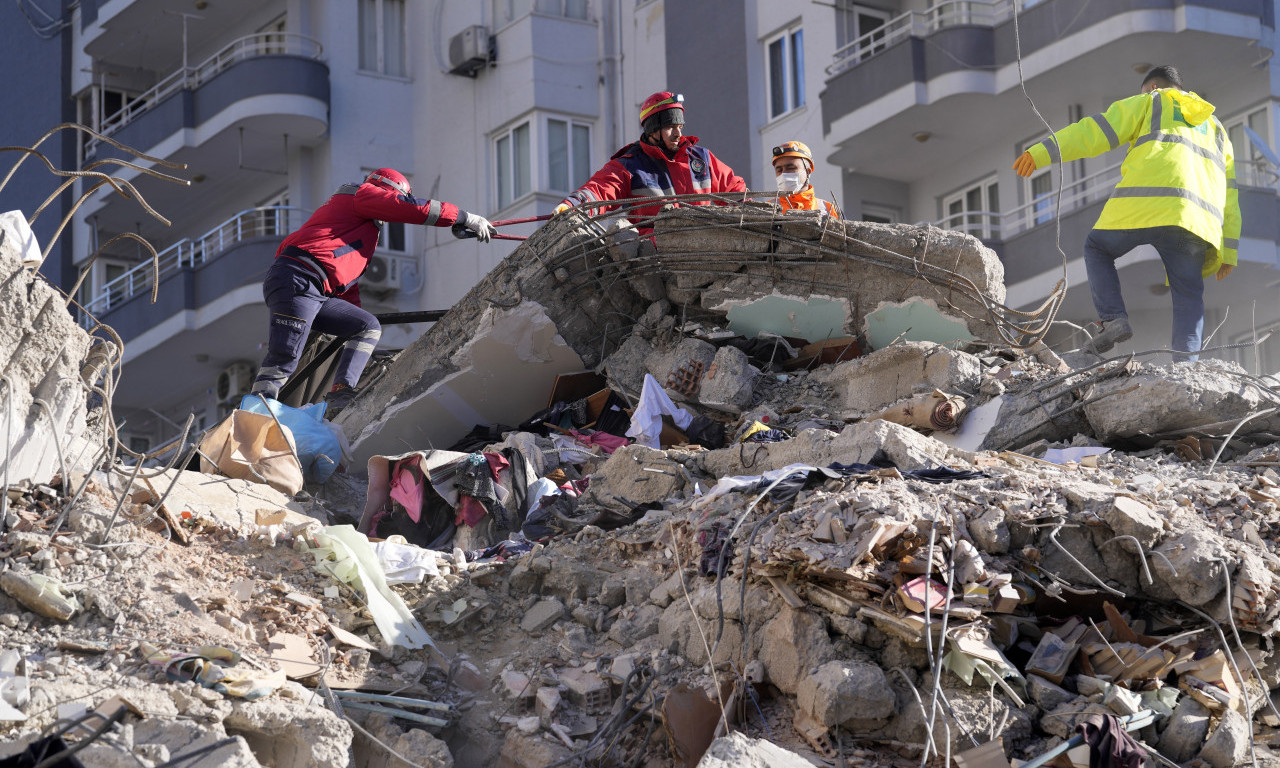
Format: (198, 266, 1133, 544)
(778, 187, 840, 218)
(1027, 88, 1240, 275)
(565, 136, 746, 231)
(276, 181, 460, 295)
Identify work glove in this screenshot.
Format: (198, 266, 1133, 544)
(553, 201, 571, 215)
(1013, 151, 1037, 178)
(1216, 264, 1234, 280)
(463, 211, 497, 243)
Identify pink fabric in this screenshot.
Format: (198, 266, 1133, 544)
(455, 496, 487, 528)
(389, 459, 424, 523)
(569, 430, 629, 455)
(483, 452, 510, 479)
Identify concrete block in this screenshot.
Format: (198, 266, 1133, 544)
(758, 607, 835, 695)
(696, 731, 818, 767)
(520, 598, 565, 633)
(1198, 708, 1249, 768)
(816, 342, 982, 415)
(1157, 695, 1211, 763)
(697, 344, 759, 413)
(794, 660, 895, 728)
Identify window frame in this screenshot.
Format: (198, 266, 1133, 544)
(835, 2, 892, 60)
(941, 176, 1000, 240)
(494, 119, 534, 211)
(358, 0, 408, 78)
(764, 23, 806, 121)
(1223, 103, 1276, 189)
(545, 116, 592, 194)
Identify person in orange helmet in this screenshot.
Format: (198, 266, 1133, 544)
(771, 140, 839, 217)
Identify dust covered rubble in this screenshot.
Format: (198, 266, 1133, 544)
(8, 208, 1280, 767)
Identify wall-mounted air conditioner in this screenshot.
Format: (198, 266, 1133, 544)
(448, 25, 492, 77)
(363, 253, 413, 292)
(216, 361, 255, 405)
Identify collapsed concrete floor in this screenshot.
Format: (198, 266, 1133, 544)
(5, 205, 1280, 767)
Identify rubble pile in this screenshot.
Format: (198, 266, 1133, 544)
(4, 207, 1280, 767)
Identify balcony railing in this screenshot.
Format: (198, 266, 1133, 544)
(828, 0, 1026, 76)
(82, 206, 305, 322)
(925, 159, 1276, 240)
(86, 33, 323, 154)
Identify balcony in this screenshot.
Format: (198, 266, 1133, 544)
(82, 33, 328, 251)
(82, 206, 308, 411)
(821, 0, 1275, 181)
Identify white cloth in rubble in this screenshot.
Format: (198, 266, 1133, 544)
(626, 374, 694, 449)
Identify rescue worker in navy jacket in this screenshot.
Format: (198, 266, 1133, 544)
(249, 168, 496, 413)
(553, 92, 746, 233)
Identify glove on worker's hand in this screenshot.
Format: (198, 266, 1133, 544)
(1013, 151, 1037, 178)
(463, 212, 497, 243)
(553, 202, 571, 215)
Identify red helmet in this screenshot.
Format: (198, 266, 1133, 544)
(639, 91, 684, 134)
(365, 168, 411, 196)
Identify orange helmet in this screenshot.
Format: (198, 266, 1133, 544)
(365, 168, 411, 196)
(640, 91, 685, 134)
(771, 141, 814, 172)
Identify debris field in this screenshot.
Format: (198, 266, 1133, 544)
(3, 202, 1280, 768)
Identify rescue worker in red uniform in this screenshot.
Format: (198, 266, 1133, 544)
(553, 92, 746, 233)
(249, 168, 496, 413)
(771, 140, 840, 217)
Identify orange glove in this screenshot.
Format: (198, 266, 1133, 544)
(1216, 264, 1234, 280)
(1013, 151, 1038, 178)
(553, 202, 571, 215)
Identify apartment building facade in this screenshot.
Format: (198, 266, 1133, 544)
(11, 0, 1279, 452)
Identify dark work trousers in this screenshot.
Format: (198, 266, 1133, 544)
(250, 258, 382, 398)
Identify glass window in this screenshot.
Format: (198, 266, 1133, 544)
(1030, 172, 1054, 226)
(493, 0, 532, 24)
(942, 177, 999, 239)
(358, 0, 406, 77)
(1225, 105, 1274, 188)
(835, 2, 890, 61)
(765, 24, 804, 120)
(547, 118, 593, 192)
(496, 121, 532, 209)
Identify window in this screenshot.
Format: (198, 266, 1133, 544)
(358, 0, 406, 77)
(942, 177, 1000, 239)
(835, 3, 890, 61)
(495, 121, 532, 209)
(766, 25, 804, 120)
(861, 204, 900, 224)
(259, 14, 287, 53)
(1030, 171, 1054, 225)
(547, 118, 591, 192)
(493, 0, 532, 26)
(1224, 105, 1275, 188)
(534, 0, 588, 19)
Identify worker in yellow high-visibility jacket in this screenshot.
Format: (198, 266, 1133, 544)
(1014, 65, 1240, 362)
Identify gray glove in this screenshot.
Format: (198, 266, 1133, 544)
(463, 211, 497, 243)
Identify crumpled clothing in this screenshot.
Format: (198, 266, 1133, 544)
(745, 428, 788, 443)
(568, 429, 630, 455)
(626, 374, 693, 449)
(372, 538, 442, 584)
(551, 434, 600, 464)
(1075, 713, 1145, 768)
(140, 643, 285, 701)
(389, 459, 425, 523)
(698, 522, 732, 577)
(455, 453, 506, 528)
(467, 537, 536, 562)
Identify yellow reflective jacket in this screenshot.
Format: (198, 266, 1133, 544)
(1027, 88, 1240, 275)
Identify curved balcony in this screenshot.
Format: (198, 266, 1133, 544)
(86, 33, 328, 158)
(821, 0, 1275, 180)
(83, 206, 305, 325)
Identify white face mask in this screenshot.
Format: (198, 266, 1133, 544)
(776, 172, 805, 194)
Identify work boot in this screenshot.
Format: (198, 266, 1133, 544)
(323, 386, 359, 418)
(1080, 318, 1132, 355)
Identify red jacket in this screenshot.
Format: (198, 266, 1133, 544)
(564, 137, 745, 231)
(277, 181, 461, 296)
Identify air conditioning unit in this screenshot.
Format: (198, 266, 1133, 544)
(363, 253, 410, 292)
(216, 361, 255, 405)
(448, 25, 492, 77)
